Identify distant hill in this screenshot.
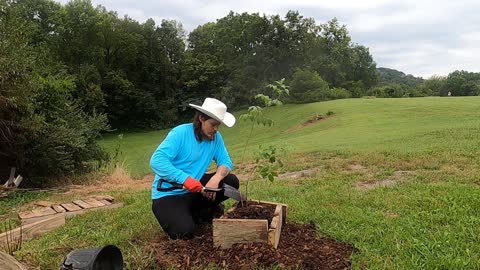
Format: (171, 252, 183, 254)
(377, 67, 424, 88)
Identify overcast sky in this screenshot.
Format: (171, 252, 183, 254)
(55, 0, 480, 79)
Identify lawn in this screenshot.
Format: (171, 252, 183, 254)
(6, 96, 480, 269)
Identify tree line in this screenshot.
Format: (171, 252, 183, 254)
(375, 68, 480, 98)
(1, 0, 479, 184)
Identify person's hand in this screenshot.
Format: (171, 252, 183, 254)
(183, 177, 203, 193)
(203, 177, 220, 201)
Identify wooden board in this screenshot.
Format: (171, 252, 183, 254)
(60, 203, 82, 212)
(3, 168, 15, 188)
(21, 214, 57, 226)
(98, 199, 112, 205)
(92, 195, 114, 202)
(0, 251, 27, 270)
(213, 219, 268, 249)
(213, 200, 288, 249)
(51, 204, 66, 213)
(255, 200, 288, 225)
(33, 201, 53, 207)
(268, 204, 283, 248)
(18, 207, 56, 220)
(72, 200, 95, 209)
(64, 203, 124, 218)
(84, 198, 105, 207)
(0, 214, 65, 244)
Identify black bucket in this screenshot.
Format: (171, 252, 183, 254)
(60, 245, 123, 270)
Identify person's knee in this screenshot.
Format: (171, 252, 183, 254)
(224, 174, 239, 189)
(165, 222, 195, 239)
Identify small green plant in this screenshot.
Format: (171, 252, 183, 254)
(255, 144, 286, 182)
(239, 79, 289, 201)
(98, 134, 125, 174)
(111, 134, 125, 168)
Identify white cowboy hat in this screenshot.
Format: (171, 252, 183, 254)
(188, 98, 235, 127)
(189, 98, 236, 127)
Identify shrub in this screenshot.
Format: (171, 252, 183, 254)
(19, 74, 110, 186)
(289, 68, 329, 103)
(327, 87, 351, 99)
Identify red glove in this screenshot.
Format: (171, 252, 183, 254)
(183, 177, 203, 193)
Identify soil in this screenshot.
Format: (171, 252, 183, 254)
(150, 201, 356, 269)
(150, 223, 355, 270)
(287, 114, 333, 132)
(224, 201, 277, 224)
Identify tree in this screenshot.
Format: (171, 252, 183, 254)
(289, 68, 329, 103)
(0, 0, 37, 173)
(422, 75, 447, 96)
(0, 0, 108, 185)
(446, 70, 480, 96)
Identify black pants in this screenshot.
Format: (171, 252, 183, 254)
(152, 173, 239, 239)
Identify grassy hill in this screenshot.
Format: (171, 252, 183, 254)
(15, 96, 480, 269)
(101, 96, 480, 177)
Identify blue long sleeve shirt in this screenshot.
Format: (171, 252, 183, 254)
(150, 123, 233, 199)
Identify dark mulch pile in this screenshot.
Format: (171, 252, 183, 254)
(150, 222, 356, 269)
(224, 201, 277, 223)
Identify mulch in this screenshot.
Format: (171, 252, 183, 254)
(150, 222, 356, 269)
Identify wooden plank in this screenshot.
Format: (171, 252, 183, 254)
(98, 199, 112, 205)
(34, 201, 53, 207)
(72, 200, 95, 209)
(213, 219, 268, 249)
(13, 175, 23, 187)
(84, 198, 106, 207)
(268, 205, 283, 248)
(64, 203, 124, 218)
(0, 214, 65, 245)
(256, 200, 288, 224)
(0, 251, 27, 270)
(23, 203, 123, 225)
(60, 203, 82, 212)
(92, 195, 114, 202)
(52, 204, 66, 213)
(18, 207, 56, 220)
(3, 168, 15, 188)
(21, 214, 57, 226)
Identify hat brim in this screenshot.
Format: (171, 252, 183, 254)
(189, 104, 236, 127)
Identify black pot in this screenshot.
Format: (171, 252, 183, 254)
(60, 245, 123, 270)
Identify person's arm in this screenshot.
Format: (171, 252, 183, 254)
(205, 132, 233, 189)
(149, 128, 189, 185)
(205, 165, 230, 188)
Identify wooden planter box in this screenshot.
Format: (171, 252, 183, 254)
(213, 200, 288, 249)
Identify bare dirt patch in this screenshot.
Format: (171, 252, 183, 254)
(356, 170, 415, 191)
(383, 211, 400, 218)
(356, 179, 397, 191)
(150, 222, 356, 270)
(346, 164, 367, 171)
(278, 168, 317, 179)
(287, 114, 333, 132)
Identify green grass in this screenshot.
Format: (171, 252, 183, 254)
(17, 189, 159, 268)
(6, 96, 480, 269)
(99, 97, 480, 177)
(0, 191, 50, 233)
